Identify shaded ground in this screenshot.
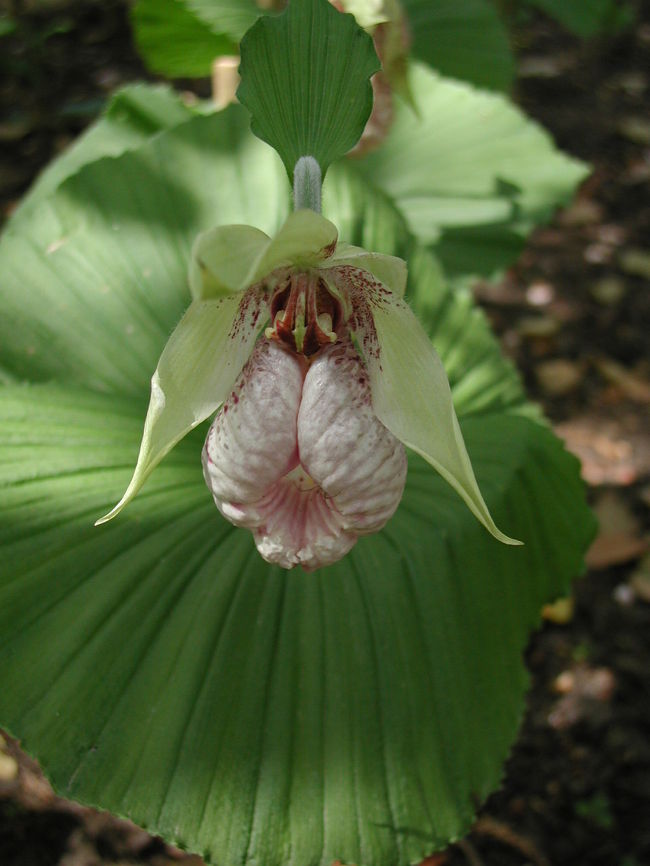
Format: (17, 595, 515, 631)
(1, 2, 649, 865)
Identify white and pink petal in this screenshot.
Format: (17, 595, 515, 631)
(298, 340, 407, 534)
(202, 336, 406, 571)
(202, 340, 305, 510)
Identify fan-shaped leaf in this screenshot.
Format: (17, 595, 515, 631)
(0, 384, 594, 866)
(0, 95, 594, 866)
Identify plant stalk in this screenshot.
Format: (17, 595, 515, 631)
(293, 156, 322, 213)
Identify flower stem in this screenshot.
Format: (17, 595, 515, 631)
(293, 156, 322, 213)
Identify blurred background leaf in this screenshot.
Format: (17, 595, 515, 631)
(131, 0, 238, 77)
(10, 84, 203, 225)
(353, 62, 590, 282)
(401, 0, 515, 91)
(523, 0, 633, 37)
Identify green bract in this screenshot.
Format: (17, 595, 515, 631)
(237, 0, 380, 179)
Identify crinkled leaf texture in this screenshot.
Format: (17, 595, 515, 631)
(0, 94, 595, 866)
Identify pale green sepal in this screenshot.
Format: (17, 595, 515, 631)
(253, 210, 338, 280)
(189, 224, 272, 300)
(328, 243, 408, 298)
(96, 293, 264, 523)
(366, 295, 522, 545)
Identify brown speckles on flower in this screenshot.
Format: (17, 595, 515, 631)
(228, 286, 269, 343)
(329, 265, 392, 307)
(321, 238, 338, 260)
(319, 264, 391, 365)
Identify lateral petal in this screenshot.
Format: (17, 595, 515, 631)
(96, 289, 267, 524)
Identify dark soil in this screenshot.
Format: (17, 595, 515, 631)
(1, 2, 649, 865)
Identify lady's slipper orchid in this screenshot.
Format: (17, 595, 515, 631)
(97, 209, 520, 569)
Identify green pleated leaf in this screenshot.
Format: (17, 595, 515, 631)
(401, 0, 515, 91)
(525, 0, 633, 37)
(405, 243, 532, 418)
(10, 83, 202, 226)
(131, 0, 238, 77)
(0, 98, 594, 866)
(0, 383, 595, 866)
(238, 0, 379, 179)
(0, 107, 287, 391)
(355, 62, 590, 281)
(433, 224, 527, 283)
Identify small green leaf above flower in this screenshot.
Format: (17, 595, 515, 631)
(238, 0, 380, 180)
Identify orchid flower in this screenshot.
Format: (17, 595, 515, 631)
(97, 206, 520, 569)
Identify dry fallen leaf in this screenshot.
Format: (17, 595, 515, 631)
(419, 855, 449, 866)
(585, 491, 648, 569)
(555, 412, 649, 486)
(618, 116, 650, 145)
(586, 533, 648, 569)
(619, 247, 650, 279)
(558, 197, 604, 227)
(589, 276, 626, 305)
(517, 315, 562, 339)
